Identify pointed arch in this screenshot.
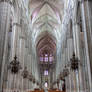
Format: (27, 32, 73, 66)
(36, 32, 56, 56)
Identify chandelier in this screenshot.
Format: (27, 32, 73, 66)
(62, 65, 69, 77)
(36, 81, 40, 86)
(8, 55, 22, 74)
(70, 53, 80, 71)
(33, 77, 36, 84)
(58, 65, 69, 81)
(21, 66, 29, 79)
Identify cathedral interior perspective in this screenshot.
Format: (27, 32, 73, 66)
(0, 0, 92, 92)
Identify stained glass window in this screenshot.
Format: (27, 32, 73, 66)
(44, 82, 48, 87)
(49, 56, 53, 62)
(44, 57, 48, 62)
(44, 70, 48, 75)
(45, 54, 48, 57)
(40, 57, 43, 61)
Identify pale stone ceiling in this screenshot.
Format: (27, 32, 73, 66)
(26, 0, 65, 76)
(24, 0, 75, 57)
(21, 0, 75, 86)
(28, 0, 64, 49)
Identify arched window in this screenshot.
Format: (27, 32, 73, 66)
(49, 54, 53, 62)
(40, 54, 54, 63)
(40, 57, 43, 61)
(44, 82, 48, 88)
(44, 54, 48, 62)
(44, 70, 48, 75)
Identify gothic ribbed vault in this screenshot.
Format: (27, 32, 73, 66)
(1, 0, 91, 91)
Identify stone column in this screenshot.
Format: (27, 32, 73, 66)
(72, 0, 86, 91)
(24, 45, 29, 91)
(29, 54, 34, 91)
(11, 9, 21, 61)
(67, 38, 73, 92)
(65, 47, 69, 92)
(27, 54, 30, 91)
(80, 0, 92, 91)
(83, 0, 92, 69)
(0, 1, 11, 91)
(25, 37, 31, 91)
(73, 21, 84, 92)
(18, 28, 26, 92)
(6, 4, 22, 91)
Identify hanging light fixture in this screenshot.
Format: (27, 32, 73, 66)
(70, 53, 80, 71)
(7, 55, 22, 92)
(33, 77, 36, 84)
(59, 71, 63, 80)
(28, 72, 33, 81)
(21, 66, 29, 79)
(36, 81, 39, 86)
(58, 65, 69, 81)
(62, 65, 69, 78)
(8, 55, 22, 74)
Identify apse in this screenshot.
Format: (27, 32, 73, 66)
(36, 33, 56, 64)
(36, 33, 56, 88)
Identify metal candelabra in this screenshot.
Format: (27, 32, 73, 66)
(8, 55, 22, 74)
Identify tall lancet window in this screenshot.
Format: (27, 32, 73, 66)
(44, 70, 48, 75)
(44, 82, 48, 88)
(49, 54, 53, 62)
(40, 57, 43, 61)
(44, 54, 48, 62)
